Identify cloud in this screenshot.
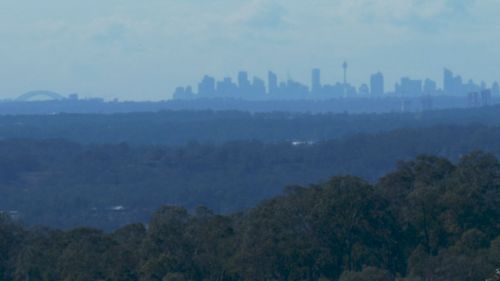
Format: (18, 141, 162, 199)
(0, 0, 498, 100)
(227, 0, 289, 29)
(326, 0, 475, 29)
(90, 19, 130, 44)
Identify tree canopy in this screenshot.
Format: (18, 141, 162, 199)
(0, 152, 498, 281)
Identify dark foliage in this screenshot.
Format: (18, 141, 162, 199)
(3, 125, 500, 229)
(0, 152, 498, 280)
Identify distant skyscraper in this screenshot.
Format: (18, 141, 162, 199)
(396, 77, 422, 96)
(342, 62, 348, 85)
(481, 89, 492, 106)
(178, 67, 481, 101)
(443, 68, 453, 95)
(198, 75, 216, 96)
(454, 75, 464, 94)
(286, 79, 309, 98)
(370, 72, 384, 96)
(311, 68, 321, 95)
(468, 92, 480, 107)
(173, 86, 194, 100)
(492, 82, 500, 96)
(423, 79, 437, 95)
(481, 81, 487, 90)
(359, 84, 369, 96)
(217, 77, 237, 97)
(443, 68, 466, 96)
(342, 62, 348, 97)
(268, 71, 278, 95)
(252, 77, 266, 96)
(465, 79, 480, 94)
(173, 87, 185, 99)
(238, 71, 250, 90)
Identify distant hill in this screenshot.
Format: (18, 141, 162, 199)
(2, 124, 500, 229)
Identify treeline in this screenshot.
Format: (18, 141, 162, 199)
(3, 124, 500, 229)
(2, 105, 500, 145)
(0, 152, 499, 281)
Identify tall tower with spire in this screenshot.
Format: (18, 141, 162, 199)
(342, 61, 348, 97)
(342, 61, 348, 85)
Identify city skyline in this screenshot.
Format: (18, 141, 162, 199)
(173, 67, 500, 100)
(0, 1, 500, 100)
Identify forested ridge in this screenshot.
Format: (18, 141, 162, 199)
(3, 124, 500, 229)
(3, 105, 500, 145)
(0, 152, 499, 281)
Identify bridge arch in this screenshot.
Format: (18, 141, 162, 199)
(16, 91, 65, 101)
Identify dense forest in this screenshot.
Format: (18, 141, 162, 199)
(3, 105, 500, 145)
(2, 124, 500, 229)
(0, 152, 498, 281)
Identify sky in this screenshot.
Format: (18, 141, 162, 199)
(0, 0, 499, 101)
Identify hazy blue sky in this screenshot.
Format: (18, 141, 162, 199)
(1, 0, 499, 100)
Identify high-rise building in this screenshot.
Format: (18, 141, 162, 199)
(342, 62, 348, 97)
(268, 71, 278, 95)
(481, 89, 492, 106)
(396, 77, 422, 96)
(468, 92, 480, 107)
(198, 75, 216, 96)
(173, 86, 194, 100)
(286, 79, 309, 98)
(443, 68, 453, 95)
(252, 77, 266, 97)
(238, 71, 250, 95)
(492, 82, 500, 96)
(370, 72, 384, 96)
(359, 84, 369, 96)
(311, 68, 321, 95)
(443, 68, 466, 96)
(217, 77, 237, 97)
(454, 75, 464, 94)
(342, 62, 348, 84)
(423, 79, 437, 95)
(465, 79, 481, 94)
